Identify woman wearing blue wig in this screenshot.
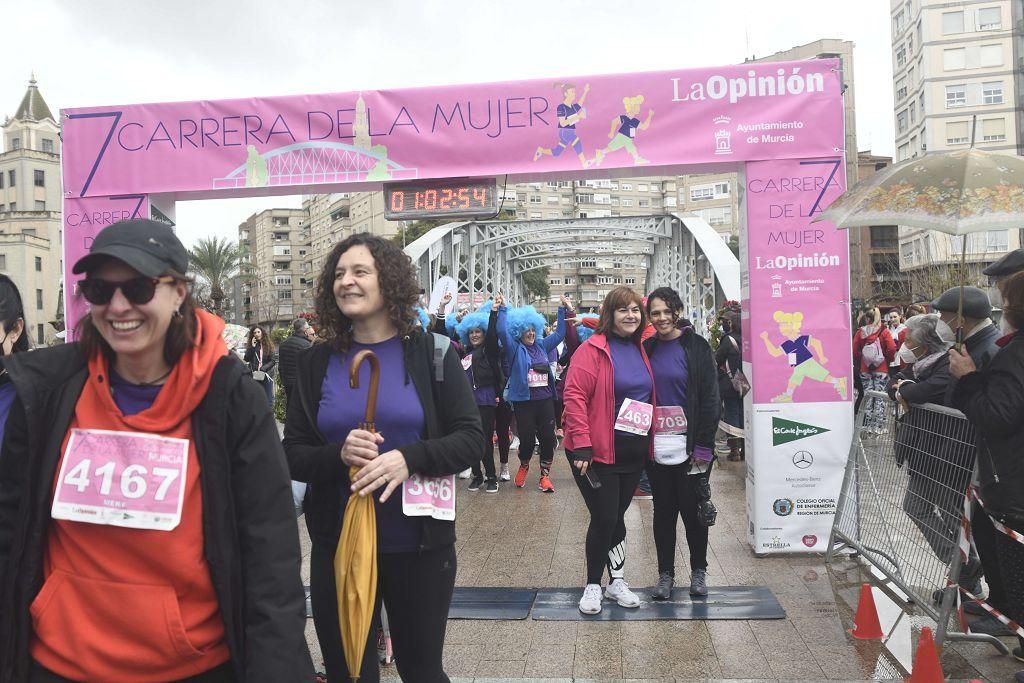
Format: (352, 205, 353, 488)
(456, 295, 505, 493)
(497, 295, 571, 492)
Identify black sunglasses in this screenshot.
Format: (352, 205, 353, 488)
(79, 276, 175, 306)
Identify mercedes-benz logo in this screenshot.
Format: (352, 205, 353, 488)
(792, 450, 813, 469)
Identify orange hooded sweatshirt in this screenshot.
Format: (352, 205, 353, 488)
(31, 310, 232, 682)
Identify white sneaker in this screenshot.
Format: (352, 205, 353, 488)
(510, 436, 520, 450)
(604, 578, 641, 608)
(578, 583, 603, 614)
(458, 468, 472, 480)
(499, 464, 511, 481)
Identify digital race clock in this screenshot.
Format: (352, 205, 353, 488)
(384, 178, 498, 220)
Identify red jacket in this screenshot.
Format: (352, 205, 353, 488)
(562, 333, 655, 464)
(852, 325, 897, 374)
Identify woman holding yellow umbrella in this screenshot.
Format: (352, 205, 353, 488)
(284, 233, 482, 682)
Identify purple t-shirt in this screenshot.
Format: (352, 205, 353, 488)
(465, 350, 498, 407)
(525, 342, 553, 401)
(609, 335, 652, 415)
(0, 380, 16, 447)
(110, 372, 163, 416)
(650, 339, 689, 410)
(318, 337, 425, 554)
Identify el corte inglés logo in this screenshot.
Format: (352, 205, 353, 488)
(772, 417, 830, 446)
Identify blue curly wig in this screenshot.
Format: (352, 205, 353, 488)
(456, 310, 490, 346)
(576, 313, 599, 342)
(506, 305, 546, 342)
(415, 307, 431, 332)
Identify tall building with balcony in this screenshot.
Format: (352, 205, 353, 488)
(856, 152, 908, 307)
(892, 0, 1024, 291)
(0, 76, 63, 345)
(238, 208, 309, 329)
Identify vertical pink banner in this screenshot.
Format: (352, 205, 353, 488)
(744, 158, 852, 404)
(62, 194, 149, 339)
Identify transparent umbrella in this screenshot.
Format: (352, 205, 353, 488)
(814, 145, 1024, 342)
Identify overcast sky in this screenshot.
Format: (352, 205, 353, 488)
(4, 0, 894, 249)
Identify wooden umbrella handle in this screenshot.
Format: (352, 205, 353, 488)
(349, 350, 381, 429)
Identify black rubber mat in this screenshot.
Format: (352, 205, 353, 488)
(530, 585, 786, 621)
(447, 587, 537, 620)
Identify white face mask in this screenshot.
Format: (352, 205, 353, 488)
(935, 319, 956, 344)
(898, 343, 920, 364)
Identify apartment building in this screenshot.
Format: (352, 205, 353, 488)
(892, 0, 1024, 289)
(0, 76, 63, 345)
(238, 208, 308, 328)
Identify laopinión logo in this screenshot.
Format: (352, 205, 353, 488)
(773, 417, 830, 446)
(773, 498, 794, 516)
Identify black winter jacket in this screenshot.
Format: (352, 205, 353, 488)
(282, 331, 482, 549)
(0, 344, 312, 683)
(953, 332, 1024, 520)
(643, 327, 721, 460)
(243, 343, 277, 378)
(278, 333, 312, 395)
(715, 331, 742, 399)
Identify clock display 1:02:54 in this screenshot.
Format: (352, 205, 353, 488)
(390, 186, 490, 212)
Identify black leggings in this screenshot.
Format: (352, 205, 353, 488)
(495, 399, 514, 464)
(992, 516, 1024, 651)
(647, 461, 710, 575)
(310, 541, 456, 683)
(472, 404, 497, 480)
(513, 399, 556, 469)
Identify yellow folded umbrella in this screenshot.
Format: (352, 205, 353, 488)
(336, 349, 380, 681)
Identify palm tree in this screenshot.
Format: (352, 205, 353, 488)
(188, 236, 241, 315)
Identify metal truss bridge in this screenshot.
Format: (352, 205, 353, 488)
(405, 214, 740, 322)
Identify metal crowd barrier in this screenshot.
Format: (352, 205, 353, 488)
(826, 389, 1008, 653)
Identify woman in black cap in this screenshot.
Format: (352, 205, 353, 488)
(0, 219, 312, 682)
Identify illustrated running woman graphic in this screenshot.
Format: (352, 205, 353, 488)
(760, 311, 847, 403)
(534, 83, 592, 168)
(245, 145, 269, 187)
(593, 95, 654, 166)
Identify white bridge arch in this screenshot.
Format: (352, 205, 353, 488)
(404, 213, 740, 322)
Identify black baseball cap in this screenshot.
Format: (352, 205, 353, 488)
(72, 219, 189, 278)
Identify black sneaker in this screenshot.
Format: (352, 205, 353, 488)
(485, 479, 499, 493)
(468, 475, 484, 491)
(650, 572, 674, 601)
(968, 615, 1014, 637)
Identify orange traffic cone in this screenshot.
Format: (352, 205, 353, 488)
(848, 583, 884, 640)
(905, 627, 944, 683)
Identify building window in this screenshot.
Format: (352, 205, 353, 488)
(980, 44, 1003, 67)
(621, 198, 633, 207)
(530, 212, 542, 219)
(943, 48, 966, 71)
(895, 45, 907, 68)
(11, 138, 20, 150)
(8, 202, 15, 212)
(985, 230, 1009, 250)
(977, 6, 1001, 30)
(896, 110, 909, 134)
(34, 201, 45, 211)
(870, 225, 898, 249)
(638, 199, 650, 208)
(33, 170, 44, 187)
(942, 10, 964, 34)
(549, 278, 562, 286)
(897, 143, 910, 161)
(983, 81, 1003, 105)
(34, 256, 41, 272)
(529, 195, 541, 204)
(7, 171, 14, 187)
(982, 117, 1006, 142)
(638, 184, 648, 192)
(546, 196, 558, 204)
(0, 255, 6, 269)
(895, 78, 907, 101)
(577, 193, 594, 204)
(547, 211, 559, 219)
(908, 101, 916, 123)
(36, 289, 43, 310)
(690, 186, 715, 201)
(621, 183, 632, 191)
(945, 84, 966, 108)
(946, 121, 970, 145)
(278, 290, 292, 300)
(624, 277, 636, 285)
(893, 11, 906, 34)
(41, 138, 53, 153)
(37, 324, 43, 345)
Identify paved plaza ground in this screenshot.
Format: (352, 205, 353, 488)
(297, 450, 1022, 682)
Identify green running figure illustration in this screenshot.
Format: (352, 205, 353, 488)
(245, 145, 268, 187)
(593, 95, 654, 166)
(760, 311, 847, 403)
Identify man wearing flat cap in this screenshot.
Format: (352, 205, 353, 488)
(932, 286, 1001, 375)
(983, 248, 1024, 281)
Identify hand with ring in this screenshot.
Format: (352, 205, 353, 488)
(351, 449, 411, 502)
